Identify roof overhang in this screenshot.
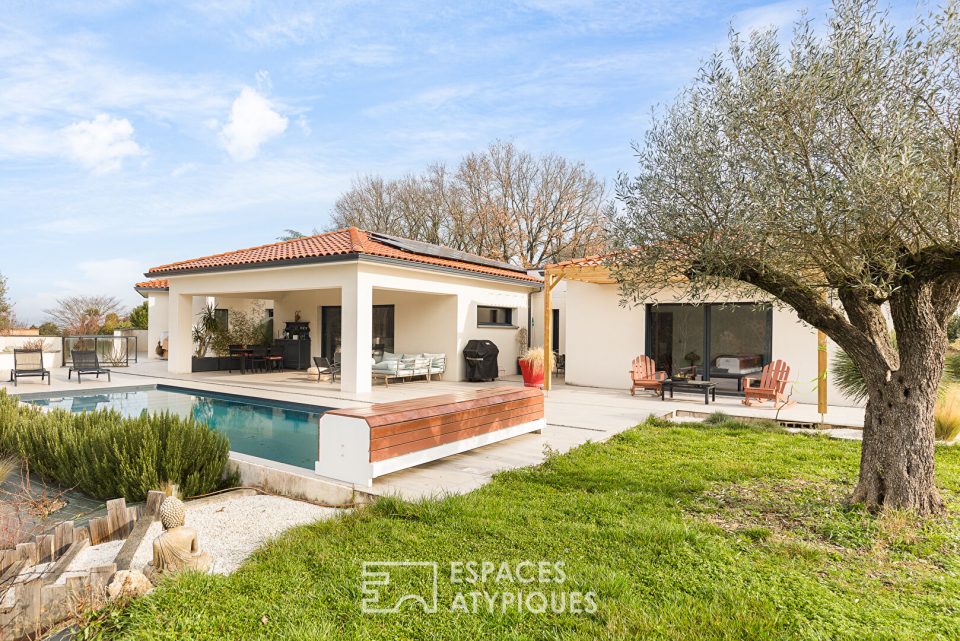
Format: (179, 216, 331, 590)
(146, 252, 542, 289)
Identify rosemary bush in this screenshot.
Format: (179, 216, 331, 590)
(0, 390, 232, 501)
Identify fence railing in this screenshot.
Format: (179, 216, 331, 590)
(61, 335, 139, 367)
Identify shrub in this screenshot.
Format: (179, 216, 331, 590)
(831, 349, 868, 404)
(833, 347, 959, 400)
(948, 315, 960, 342)
(0, 390, 232, 501)
(703, 412, 732, 425)
(935, 386, 960, 442)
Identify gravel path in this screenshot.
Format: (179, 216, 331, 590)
(130, 494, 340, 574)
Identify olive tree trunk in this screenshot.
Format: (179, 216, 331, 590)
(847, 282, 948, 515)
(851, 371, 943, 514)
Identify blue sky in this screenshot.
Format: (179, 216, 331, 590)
(0, 0, 914, 323)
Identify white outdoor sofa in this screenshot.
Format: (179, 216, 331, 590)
(371, 352, 446, 386)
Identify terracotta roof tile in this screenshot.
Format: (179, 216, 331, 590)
(548, 254, 610, 269)
(144, 228, 541, 284)
(134, 279, 169, 290)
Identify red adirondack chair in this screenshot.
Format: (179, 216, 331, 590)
(743, 359, 792, 407)
(629, 355, 666, 397)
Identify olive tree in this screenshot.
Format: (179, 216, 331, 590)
(612, 0, 960, 514)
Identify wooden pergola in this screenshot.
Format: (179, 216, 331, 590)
(542, 257, 618, 392)
(541, 257, 829, 415)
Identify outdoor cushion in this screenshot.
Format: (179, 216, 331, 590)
(382, 352, 398, 361)
(372, 360, 400, 373)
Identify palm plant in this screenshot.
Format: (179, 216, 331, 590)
(193, 305, 222, 358)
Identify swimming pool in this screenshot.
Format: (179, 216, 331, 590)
(21, 385, 330, 471)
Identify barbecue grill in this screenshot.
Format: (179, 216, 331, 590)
(463, 339, 499, 381)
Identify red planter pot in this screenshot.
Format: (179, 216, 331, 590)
(519, 360, 544, 388)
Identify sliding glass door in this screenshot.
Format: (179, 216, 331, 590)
(708, 305, 771, 391)
(648, 305, 705, 377)
(320, 305, 395, 358)
(647, 303, 772, 393)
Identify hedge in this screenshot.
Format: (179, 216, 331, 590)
(0, 389, 233, 501)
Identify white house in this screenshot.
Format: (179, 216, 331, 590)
(135, 228, 541, 393)
(535, 255, 858, 408)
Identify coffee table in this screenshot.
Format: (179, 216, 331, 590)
(661, 379, 717, 405)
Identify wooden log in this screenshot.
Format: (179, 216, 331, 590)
(114, 516, 154, 571)
(106, 499, 127, 541)
(35, 534, 54, 564)
(86, 516, 105, 545)
(16, 542, 38, 566)
(0, 558, 26, 590)
(17, 577, 42, 638)
(53, 521, 75, 559)
(88, 564, 115, 596)
(145, 490, 165, 518)
(0, 549, 18, 576)
(42, 539, 89, 587)
(64, 575, 86, 606)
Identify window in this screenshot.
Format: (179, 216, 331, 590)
(646, 303, 772, 394)
(477, 306, 513, 327)
(214, 308, 229, 329)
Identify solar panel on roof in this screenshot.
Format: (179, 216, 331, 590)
(369, 232, 526, 273)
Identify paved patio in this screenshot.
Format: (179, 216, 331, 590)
(2, 360, 865, 500)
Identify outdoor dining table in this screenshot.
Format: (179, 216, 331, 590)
(228, 348, 255, 374)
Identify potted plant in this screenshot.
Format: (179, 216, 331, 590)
(515, 328, 528, 375)
(519, 347, 547, 388)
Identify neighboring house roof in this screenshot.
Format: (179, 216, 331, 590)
(134, 278, 169, 296)
(143, 228, 542, 285)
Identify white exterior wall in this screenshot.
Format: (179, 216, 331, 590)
(145, 291, 169, 360)
(563, 280, 646, 391)
(529, 279, 566, 355)
(557, 280, 856, 407)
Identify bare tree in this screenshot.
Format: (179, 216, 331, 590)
(330, 141, 609, 267)
(612, 0, 960, 514)
(0, 272, 17, 334)
(45, 295, 124, 335)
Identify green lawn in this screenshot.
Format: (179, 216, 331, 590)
(90, 419, 960, 640)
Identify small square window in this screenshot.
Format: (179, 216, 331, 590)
(477, 306, 513, 326)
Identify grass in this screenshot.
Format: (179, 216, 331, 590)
(88, 418, 960, 640)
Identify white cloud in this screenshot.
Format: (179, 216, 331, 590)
(219, 87, 288, 161)
(61, 114, 145, 173)
(732, 1, 808, 38)
(243, 11, 317, 48)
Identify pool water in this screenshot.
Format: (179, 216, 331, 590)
(23, 385, 328, 470)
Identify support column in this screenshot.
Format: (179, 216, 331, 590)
(340, 271, 373, 394)
(817, 330, 828, 414)
(543, 271, 554, 391)
(167, 293, 194, 374)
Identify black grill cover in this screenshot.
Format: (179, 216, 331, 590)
(463, 339, 499, 381)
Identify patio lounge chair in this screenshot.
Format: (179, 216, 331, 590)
(314, 356, 340, 382)
(629, 355, 665, 397)
(69, 350, 111, 383)
(9, 349, 50, 386)
(743, 359, 792, 408)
